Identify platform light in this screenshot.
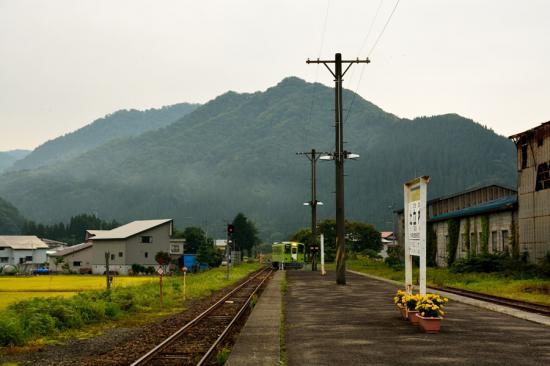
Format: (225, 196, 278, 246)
(320, 154, 333, 161)
(346, 153, 360, 160)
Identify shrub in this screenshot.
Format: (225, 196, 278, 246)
(361, 249, 382, 259)
(216, 347, 231, 365)
(450, 253, 538, 278)
(0, 314, 26, 346)
(537, 253, 550, 278)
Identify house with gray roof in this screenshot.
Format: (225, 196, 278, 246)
(87, 219, 174, 275)
(0, 236, 49, 270)
(48, 242, 93, 273)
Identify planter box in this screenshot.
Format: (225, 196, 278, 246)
(407, 310, 420, 325)
(396, 305, 408, 320)
(416, 314, 442, 333)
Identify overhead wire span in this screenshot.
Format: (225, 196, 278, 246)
(344, 0, 401, 124)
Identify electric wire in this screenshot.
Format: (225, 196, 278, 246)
(344, 0, 401, 124)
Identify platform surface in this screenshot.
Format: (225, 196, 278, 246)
(225, 270, 282, 366)
(285, 270, 550, 366)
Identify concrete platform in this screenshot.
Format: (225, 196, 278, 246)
(226, 270, 283, 366)
(286, 271, 550, 366)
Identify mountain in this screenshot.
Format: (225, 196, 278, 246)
(0, 150, 31, 173)
(0, 196, 25, 234)
(0, 77, 516, 241)
(9, 103, 199, 171)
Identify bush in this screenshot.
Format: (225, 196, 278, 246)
(361, 249, 382, 259)
(0, 314, 26, 346)
(450, 253, 538, 278)
(537, 253, 550, 278)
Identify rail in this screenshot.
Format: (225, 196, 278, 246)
(130, 266, 273, 366)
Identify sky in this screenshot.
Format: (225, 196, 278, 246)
(0, 0, 549, 151)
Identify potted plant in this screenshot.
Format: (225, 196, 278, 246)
(415, 294, 449, 333)
(403, 293, 422, 325)
(393, 289, 408, 319)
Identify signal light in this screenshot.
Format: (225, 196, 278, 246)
(227, 224, 235, 235)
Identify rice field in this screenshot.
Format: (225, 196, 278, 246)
(0, 275, 155, 310)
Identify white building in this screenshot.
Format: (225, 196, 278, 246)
(0, 236, 49, 271)
(48, 242, 93, 273)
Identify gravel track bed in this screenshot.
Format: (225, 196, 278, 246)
(0, 271, 262, 366)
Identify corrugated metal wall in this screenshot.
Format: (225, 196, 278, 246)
(516, 124, 550, 261)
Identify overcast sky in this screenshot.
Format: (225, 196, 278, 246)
(1, 0, 548, 151)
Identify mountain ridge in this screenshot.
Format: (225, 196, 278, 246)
(0, 77, 516, 240)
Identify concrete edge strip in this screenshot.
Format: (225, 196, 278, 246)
(347, 270, 550, 327)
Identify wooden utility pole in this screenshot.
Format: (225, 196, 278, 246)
(306, 53, 370, 285)
(296, 149, 326, 271)
(105, 252, 111, 290)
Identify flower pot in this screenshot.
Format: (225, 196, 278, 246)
(407, 310, 420, 325)
(416, 314, 442, 333)
(396, 305, 408, 320)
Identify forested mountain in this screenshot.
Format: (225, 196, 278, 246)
(9, 103, 199, 171)
(0, 150, 30, 173)
(0, 77, 516, 241)
(0, 196, 25, 234)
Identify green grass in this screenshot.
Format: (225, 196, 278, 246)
(0, 263, 261, 348)
(344, 257, 550, 306)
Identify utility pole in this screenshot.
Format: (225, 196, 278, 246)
(307, 53, 370, 285)
(105, 252, 111, 290)
(296, 149, 326, 271)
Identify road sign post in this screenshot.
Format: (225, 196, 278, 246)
(404, 176, 430, 295)
(182, 266, 188, 301)
(157, 266, 164, 307)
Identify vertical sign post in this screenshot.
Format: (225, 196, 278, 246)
(404, 176, 430, 295)
(320, 234, 326, 276)
(182, 266, 188, 301)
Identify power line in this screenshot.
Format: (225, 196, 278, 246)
(344, 0, 401, 123)
(367, 0, 401, 57)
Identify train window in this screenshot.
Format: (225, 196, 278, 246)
(284, 244, 291, 254)
(291, 247, 297, 254)
(298, 245, 304, 254)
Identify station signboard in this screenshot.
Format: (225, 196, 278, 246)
(404, 176, 429, 295)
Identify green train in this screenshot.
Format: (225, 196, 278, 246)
(272, 241, 305, 269)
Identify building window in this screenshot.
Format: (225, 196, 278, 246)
(110, 254, 115, 261)
(0, 257, 8, 263)
(118, 252, 123, 257)
(501, 230, 509, 251)
(73, 261, 81, 267)
(141, 236, 153, 244)
(144, 252, 148, 258)
(536, 162, 550, 191)
(491, 231, 497, 253)
(538, 138, 544, 147)
(25, 256, 33, 262)
(521, 143, 528, 169)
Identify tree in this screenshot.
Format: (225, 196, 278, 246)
(155, 251, 171, 273)
(181, 227, 207, 254)
(231, 213, 260, 257)
(197, 238, 222, 268)
(54, 256, 65, 272)
(298, 219, 382, 262)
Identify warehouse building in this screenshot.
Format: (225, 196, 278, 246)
(396, 185, 518, 267)
(510, 121, 550, 261)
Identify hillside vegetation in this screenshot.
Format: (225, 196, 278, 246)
(9, 103, 199, 171)
(0, 150, 30, 173)
(0, 196, 25, 234)
(0, 77, 516, 240)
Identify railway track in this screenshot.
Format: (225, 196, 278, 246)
(130, 267, 273, 366)
(431, 285, 550, 317)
